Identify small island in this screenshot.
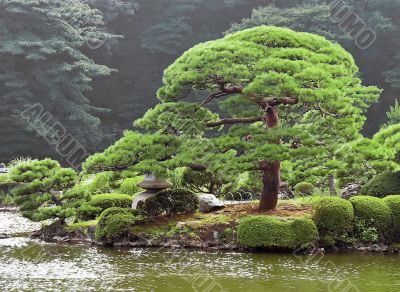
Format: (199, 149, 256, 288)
(1, 27, 399, 255)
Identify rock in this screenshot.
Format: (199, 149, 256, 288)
(186, 221, 202, 230)
(0, 233, 9, 239)
(341, 183, 362, 200)
(198, 194, 225, 213)
(176, 221, 202, 230)
(278, 182, 295, 200)
(176, 222, 186, 229)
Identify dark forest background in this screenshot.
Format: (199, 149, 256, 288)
(1, 0, 399, 163)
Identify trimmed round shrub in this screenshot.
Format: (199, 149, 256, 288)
(90, 194, 133, 211)
(313, 197, 354, 237)
(237, 216, 318, 249)
(290, 218, 319, 248)
(142, 189, 199, 217)
(361, 171, 400, 198)
(294, 182, 314, 196)
(95, 207, 137, 242)
(383, 195, 400, 240)
(349, 196, 392, 234)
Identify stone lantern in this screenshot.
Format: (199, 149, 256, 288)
(132, 173, 172, 209)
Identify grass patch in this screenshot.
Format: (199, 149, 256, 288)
(66, 220, 98, 231)
(286, 195, 336, 205)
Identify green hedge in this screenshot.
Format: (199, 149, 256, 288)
(90, 194, 133, 210)
(313, 197, 354, 237)
(143, 189, 199, 217)
(78, 194, 132, 220)
(361, 171, 400, 198)
(95, 207, 137, 242)
(383, 195, 400, 241)
(237, 216, 318, 249)
(350, 196, 392, 234)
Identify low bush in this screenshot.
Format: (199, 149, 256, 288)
(77, 202, 102, 220)
(142, 189, 199, 217)
(237, 216, 318, 249)
(95, 207, 137, 242)
(90, 194, 133, 211)
(294, 182, 314, 196)
(313, 197, 354, 238)
(361, 171, 400, 198)
(350, 196, 392, 237)
(383, 195, 400, 241)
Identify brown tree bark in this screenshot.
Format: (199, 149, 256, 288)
(259, 160, 281, 211)
(328, 174, 337, 195)
(258, 106, 281, 212)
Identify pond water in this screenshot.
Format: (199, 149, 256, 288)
(0, 211, 399, 292)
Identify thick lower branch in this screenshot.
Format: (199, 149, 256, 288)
(258, 97, 299, 108)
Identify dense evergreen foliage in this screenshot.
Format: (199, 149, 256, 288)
(1, 0, 399, 162)
(10, 159, 78, 220)
(0, 0, 115, 160)
(144, 26, 380, 210)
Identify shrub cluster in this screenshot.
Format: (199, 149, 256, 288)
(95, 207, 137, 242)
(142, 189, 199, 217)
(90, 194, 133, 210)
(237, 216, 318, 249)
(361, 171, 400, 198)
(294, 182, 314, 196)
(313, 197, 354, 238)
(349, 196, 392, 235)
(78, 193, 133, 219)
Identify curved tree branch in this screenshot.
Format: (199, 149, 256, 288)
(200, 84, 244, 106)
(206, 116, 263, 127)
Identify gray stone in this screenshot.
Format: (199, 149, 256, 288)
(341, 183, 362, 200)
(199, 194, 225, 213)
(278, 182, 295, 200)
(176, 221, 202, 230)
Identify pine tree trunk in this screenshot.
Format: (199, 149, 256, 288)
(258, 106, 281, 212)
(329, 174, 337, 195)
(259, 161, 281, 211)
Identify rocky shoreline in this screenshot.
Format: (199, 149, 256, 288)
(29, 220, 400, 255)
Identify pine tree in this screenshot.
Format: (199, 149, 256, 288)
(382, 100, 400, 128)
(227, 0, 400, 134)
(140, 26, 380, 211)
(0, 0, 115, 159)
